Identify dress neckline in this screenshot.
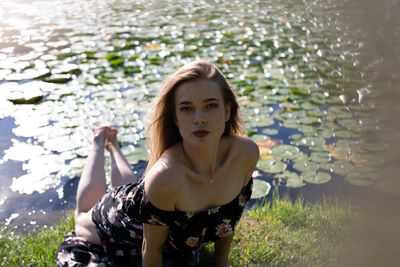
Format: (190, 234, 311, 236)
(140, 178, 252, 215)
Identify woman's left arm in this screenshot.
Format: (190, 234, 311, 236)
(240, 136, 260, 185)
(213, 137, 259, 266)
(213, 235, 233, 267)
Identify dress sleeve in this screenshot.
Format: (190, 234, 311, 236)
(133, 182, 175, 226)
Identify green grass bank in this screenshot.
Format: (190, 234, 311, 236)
(0, 196, 356, 267)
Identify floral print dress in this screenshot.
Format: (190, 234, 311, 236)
(56, 178, 253, 266)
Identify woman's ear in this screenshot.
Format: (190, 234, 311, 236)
(225, 103, 231, 122)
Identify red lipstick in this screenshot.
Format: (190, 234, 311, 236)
(192, 130, 209, 137)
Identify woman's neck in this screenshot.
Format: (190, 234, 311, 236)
(181, 141, 221, 178)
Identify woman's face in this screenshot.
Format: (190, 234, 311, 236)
(174, 79, 230, 146)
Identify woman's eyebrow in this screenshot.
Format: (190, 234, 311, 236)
(203, 97, 221, 102)
(177, 101, 192, 106)
(177, 98, 220, 106)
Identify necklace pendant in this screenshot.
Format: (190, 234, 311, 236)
(208, 177, 214, 184)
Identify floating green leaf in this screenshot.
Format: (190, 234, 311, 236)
(44, 74, 72, 83)
(293, 160, 319, 172)
(283, 171, 306, 188)
(294, 136, 325, 147)
(246, 115, 275, 128)
(345, 171, 376, 186)
(261, 128, 278, 136)
(8, 95, 43, 104)
(291, 87, 310, 96)
(250, 179, 271, 199)
(257, 159, 287, 173)
(250, 134, 269, 142)
(302, 171, 331, 184)
(299, 117, 321, 125)
(271, 145, 300, 159)
(281, 119, 300, 129)
(309, 151, 331, 163)
(321, 161, 353, 176)
(289, 133, 303, 141)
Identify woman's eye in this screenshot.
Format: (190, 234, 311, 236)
(180, 107, 192, 112)
(206, 103, 218, 109)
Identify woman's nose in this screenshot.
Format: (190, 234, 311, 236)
(194, 110, 206, 125)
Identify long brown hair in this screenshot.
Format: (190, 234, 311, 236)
(146, 60, 244, 169)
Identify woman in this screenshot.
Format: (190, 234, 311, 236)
(57, 60, 259, 266)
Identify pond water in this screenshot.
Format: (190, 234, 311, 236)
(0, 0, 387, 234)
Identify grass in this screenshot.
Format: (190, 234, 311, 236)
(0, 195, 356, 267)
(201, 195, 357, 267)
(0, 215, 74, 267)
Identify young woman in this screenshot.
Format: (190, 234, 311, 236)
(56, 60, 259, 267)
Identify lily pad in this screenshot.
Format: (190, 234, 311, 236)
(250, 134, 269, 142)
(123, 144, 149, 164)
(319, 128, 335, 139)
(309, 151, 331, 163)
(281, 119, 300, 129)
(246, 114, 275, 128)
(293, 136, 325, 147)
(2, 81, 47, 104)
(22, 154, 67, 174)
(299, 117, 321, 125)
(293, 160, 319, 172)
(286, 178, 306, 188)
(281, 102, 301, 111)
(345, 171, 376, 186)
(8, 94, 43, 104)
(289, 133, 303, 140)
(279, 170, 300, 180)
(302, 171, 331, 184)
(43, 74, 72, 83)
(257, 158, 287, 173)
(299, 125, 316, 134)
(257, 139, 280, 159)
(2, 140, 46, 162)
(291, 87, 310, 96)
(321, 161, 353, 176)
(327, 106, 352, 119)
(323, 144, 361, 163)
(261, 128, 279, 136)
(270, 145, 300, 159)
(53, 64, 81, 75)
(282, 171, 306, 188)
(10, 173, 59, 194)
(250, 179, 271, 199)
(5, 68, 51, 81)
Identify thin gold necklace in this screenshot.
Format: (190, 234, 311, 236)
(182, 145, 215, 184)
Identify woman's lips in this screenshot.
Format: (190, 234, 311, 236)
(192, 130, 209, 137)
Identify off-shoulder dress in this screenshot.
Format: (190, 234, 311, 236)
(56, 178, 253, 266)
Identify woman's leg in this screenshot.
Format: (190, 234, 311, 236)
(75, 126, 109, 213)
(106, 129, 137, 187)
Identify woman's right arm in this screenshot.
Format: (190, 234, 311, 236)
(142, 158, 182, 266)
(142, 224, 169, 267)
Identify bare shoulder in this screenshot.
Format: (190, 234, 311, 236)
(144, 145, 185, 211)
(224, 136, 259, 185)
(229, 135, 260, 161)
